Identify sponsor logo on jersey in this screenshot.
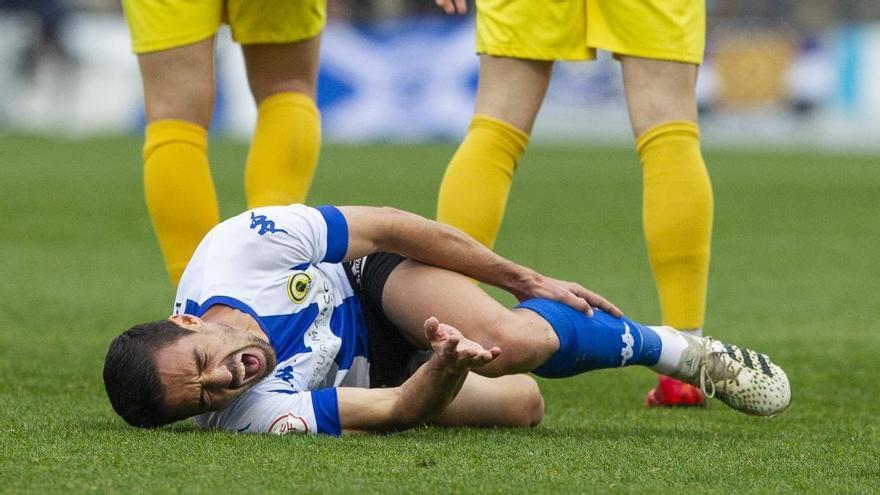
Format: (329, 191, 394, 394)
(620, 322, 634, 366)
(287, 272, 313, 303)
(268, 413, 308, 435)
(249, 212, 288, 236)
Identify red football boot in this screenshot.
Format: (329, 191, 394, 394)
(645, 375, 706, 407)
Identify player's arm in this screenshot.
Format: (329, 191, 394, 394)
(338, 206, 622, 317)
(337, 317, 499, 433)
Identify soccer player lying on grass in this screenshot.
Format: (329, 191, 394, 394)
(104, 205, 791, 435)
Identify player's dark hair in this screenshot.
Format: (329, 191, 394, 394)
(103, 320, 193, 428)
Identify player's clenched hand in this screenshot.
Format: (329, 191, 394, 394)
(424, 317, 500, 372)
(509, 270, 623, 317)
(435, 0, 467, 15)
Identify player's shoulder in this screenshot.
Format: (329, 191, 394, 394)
(193, 374, 311, 434)
(197, 205, 308, 255)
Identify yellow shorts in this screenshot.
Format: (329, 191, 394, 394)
(475, 0, 705, 64)
(122, 0, 326, 54)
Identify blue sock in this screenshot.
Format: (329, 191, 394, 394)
(517, 298, 662, 378)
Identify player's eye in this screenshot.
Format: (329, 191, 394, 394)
(195, 351, 208, 378)
(199, 388, 209, 409)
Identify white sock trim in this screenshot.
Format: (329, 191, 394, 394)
(648, 325, 689, 375)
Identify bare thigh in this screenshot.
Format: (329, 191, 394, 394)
(138, 37, 216, 127)
(381, 260, 559, 377)
(620, 55, 698, 137)
(242, 35, 321, 104)
(474, 54, 554, 134)
(433, 373, 544, 428)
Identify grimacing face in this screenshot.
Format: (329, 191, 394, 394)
(154, 315, 276, 418)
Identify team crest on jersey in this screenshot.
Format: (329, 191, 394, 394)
(268, 413, 308, 435)
(287, 272, 313, 304)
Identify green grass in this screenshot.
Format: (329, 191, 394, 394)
(1, 136, 878, 493)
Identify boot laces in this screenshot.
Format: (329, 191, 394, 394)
(697, 337, 743, 399)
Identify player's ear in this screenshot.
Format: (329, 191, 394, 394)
(168, 314, 204, 330)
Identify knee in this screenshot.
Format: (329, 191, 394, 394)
(250, 79, 316, 105)
(478, 313, 557, 377)
(511, 375, 544, 428)
(144, 83, 214, 128)
(139, 44, 216, 127)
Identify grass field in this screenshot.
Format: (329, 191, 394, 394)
(1, 136, 878, 493)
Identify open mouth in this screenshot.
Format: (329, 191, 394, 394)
(226, 350, 265, 389)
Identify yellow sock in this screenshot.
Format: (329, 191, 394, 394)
(637, 121, 714, 330)
(245, 92, 321, 208)
(437, 114, 529, 248)
(143, 119, 220, 286)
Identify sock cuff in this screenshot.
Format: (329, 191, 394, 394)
(517, 298, 576, 344)
(516, 299, 577, 378)
(257, 91, 319, 116)
(470, 114, 530, 156)
(635, 120, 699, 156)
(144, 119, 207, 160)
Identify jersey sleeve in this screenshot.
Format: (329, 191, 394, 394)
(238, 204, 349, 266)
(197, 204, 349, 297)
(258, 204, 349, 265)
(195, 388, 341, 436)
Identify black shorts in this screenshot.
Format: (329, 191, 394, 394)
(343, 253, 428, 388)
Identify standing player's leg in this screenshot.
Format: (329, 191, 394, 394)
(435, 0, 588, 248)
(138, 38, 220, 286)
(621, 56, 714, 406)
(241, 36, 321, 209)
(436, 55, 551, 248)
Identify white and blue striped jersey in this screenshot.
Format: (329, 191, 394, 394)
(172, 204, 369, 436)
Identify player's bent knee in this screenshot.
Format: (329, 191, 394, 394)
(477, 314, 556, 377)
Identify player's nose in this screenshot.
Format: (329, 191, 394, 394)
(203, 364, 234, 389)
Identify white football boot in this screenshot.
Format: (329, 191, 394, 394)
(673, 334, 791, 417)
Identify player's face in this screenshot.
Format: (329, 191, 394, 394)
(153, 317, 276, 418)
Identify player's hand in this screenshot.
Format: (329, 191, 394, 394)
(424, 317, 500, 372)
(435, 0, 468, 15)
(509, 270, 623, 317)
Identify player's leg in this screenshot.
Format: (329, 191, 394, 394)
(622, 61, 713, 408)
(436, 55, 550, 248)
(621, 55, 712, 334)
(585, 0, 713, 405)
(138, 39, 220, 286)
(382, 260, 790, 416)
(231, 0, 325, 208)
(240, 38, 321, 208)
(432, 373, 544, 428)
(122, 0, 222, 285)
(382, 259, 673, 379)
(436, 0, 591, 249)
(622, 56, 712, 333)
